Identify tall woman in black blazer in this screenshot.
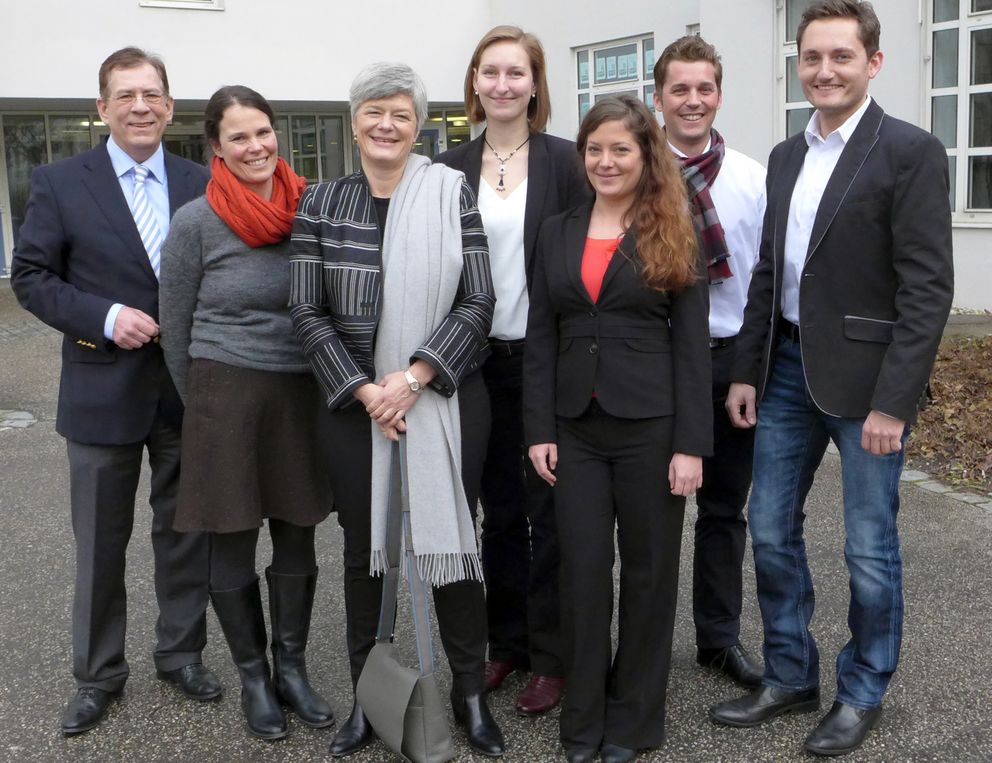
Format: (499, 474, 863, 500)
(524, 95, 712, 763)
(435, 25, 588, 715)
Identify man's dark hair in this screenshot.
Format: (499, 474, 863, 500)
(654, 35, 723, 92)
(797, 0, 881, 57)
(98, 47, 170, 98)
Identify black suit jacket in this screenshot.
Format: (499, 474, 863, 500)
(11, 145, 209, 445)
(523, 204, 713, 456)
(732, 100, 954, 424)
(435, 130, 590, 287)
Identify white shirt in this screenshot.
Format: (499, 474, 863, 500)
(477, 179, 529, 340)
(781, 96, 873, 324)
(103, 136, 171, 339)
(670, 141, 766, 338)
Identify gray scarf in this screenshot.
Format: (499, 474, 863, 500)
(369, 154, 483, 586)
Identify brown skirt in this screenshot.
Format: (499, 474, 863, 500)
(173, 358, 333, 533)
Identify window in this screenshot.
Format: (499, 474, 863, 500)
(927, 0, 992, 218)
(2, 114, 99, 248)
(574, 36, 656, 120)
(273, 114, 348, 183)
(139, 0, 224, 9)
(780, 1, 815, 139)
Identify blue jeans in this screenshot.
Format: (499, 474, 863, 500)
(749, 337, 907, 709)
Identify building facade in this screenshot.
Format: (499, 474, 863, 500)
(1, 0, 988, 308)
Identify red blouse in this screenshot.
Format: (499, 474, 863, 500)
(581, 237, 620, 303)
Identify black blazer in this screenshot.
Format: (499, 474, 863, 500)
(435, 130, 590, 287)
(523, 204, 713, 456)
(11, 145, 209, 444)
(732, 100, 954, 424)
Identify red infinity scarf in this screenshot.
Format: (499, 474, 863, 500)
(206, 155, 306, 247)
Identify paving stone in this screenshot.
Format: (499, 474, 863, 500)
(945, 492, 989, 505)
(916, 481, 953, 493)
(901, 470, 930, 482)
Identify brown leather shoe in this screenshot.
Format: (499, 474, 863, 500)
(484, 660, 522, 692)
(515, 674, 564, 716)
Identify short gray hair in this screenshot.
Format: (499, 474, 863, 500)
(349, 62, 428, 131)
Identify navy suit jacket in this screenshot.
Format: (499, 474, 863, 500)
(523, 204, 713, 457)
(732, 100, 954, 424)
(435, 130, 590, 288)
(11, 144, 209, 444)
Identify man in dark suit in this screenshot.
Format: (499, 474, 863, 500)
(11, 47, 220, 735)
(654, 34, 766, 689)
(710, 1, 953, 756)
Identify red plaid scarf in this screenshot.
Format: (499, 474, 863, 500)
(676, 129, 734, 284)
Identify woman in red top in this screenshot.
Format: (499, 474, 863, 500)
(523, 95, 713, 763)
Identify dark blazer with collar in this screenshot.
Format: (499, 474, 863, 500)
(435, 130, 591, 288)
(732, 100, 954, 424)
(523, 203, 713, 456)
(11, 144, 209, 445)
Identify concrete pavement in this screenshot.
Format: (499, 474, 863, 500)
(1, 278, 991, 762)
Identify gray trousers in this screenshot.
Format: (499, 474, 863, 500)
(66, 416, 209, 691)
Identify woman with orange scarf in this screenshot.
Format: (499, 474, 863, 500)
(160, 86, 333, 741)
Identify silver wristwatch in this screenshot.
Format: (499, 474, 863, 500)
(404, 369, 423, 394)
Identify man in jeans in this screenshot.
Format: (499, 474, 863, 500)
(711, 1, 953, 756)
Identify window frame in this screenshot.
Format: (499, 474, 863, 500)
(778, 1, 815, 142)
(138, 0, 224, 10)
(574, 35, 656, 121)
(926, 0, 992, 224)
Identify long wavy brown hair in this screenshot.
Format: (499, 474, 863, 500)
(576, 95, 698, 292)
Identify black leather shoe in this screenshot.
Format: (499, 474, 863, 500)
(451, 690, 505, 756)
(804, 701, 882, 756)
(601, 743, 638, 762)
(564, 745, 598, 763)
(156, 663, 223, 701)
(61, 687, 120, 735)
(697, 644, 763, 688)
(329, 701, 375, 757)
(709, 685, 820, 727)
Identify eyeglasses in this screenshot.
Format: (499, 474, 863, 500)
(112, 91, 167, 106)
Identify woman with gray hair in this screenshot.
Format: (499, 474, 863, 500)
(290, 63, 504, 757)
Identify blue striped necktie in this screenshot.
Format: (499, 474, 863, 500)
(132, 164, 164, 278)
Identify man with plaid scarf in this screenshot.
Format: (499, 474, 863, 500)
(654, 35, 767, 688)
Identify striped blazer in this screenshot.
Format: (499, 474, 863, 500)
(289, 171, 494, 410)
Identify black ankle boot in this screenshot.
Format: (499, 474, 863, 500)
(451, 689, 505, 756)
(266, 567, 335, 728)
(211, 578, 287, 740)
(329, 700, 375, 757)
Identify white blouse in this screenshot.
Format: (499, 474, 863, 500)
(477, 179, 529, 340)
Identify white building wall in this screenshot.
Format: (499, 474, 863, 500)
(0, 0, 492, 103)
(1, 0, 989, 308)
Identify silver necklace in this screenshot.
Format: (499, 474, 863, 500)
(485, 136, 530, 192)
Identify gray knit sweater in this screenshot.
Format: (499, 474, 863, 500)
(160, 196, 309, 402)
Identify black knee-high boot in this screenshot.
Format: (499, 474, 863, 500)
(211, 578, 288, 740)
(266, 567, 335, 728)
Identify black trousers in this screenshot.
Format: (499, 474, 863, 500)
(479, 346, 562, 675)
(555, 402, 685, 750)
(693, 342, 755, 649)
(66, 414, 209, 692)
(325, 371, 490, 694)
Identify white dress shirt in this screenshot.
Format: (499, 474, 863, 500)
(102, 137, 171, 338)
(477, 179, 529, 340)
(781, 96, 873, 324)
(670, 140, 767, 338)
